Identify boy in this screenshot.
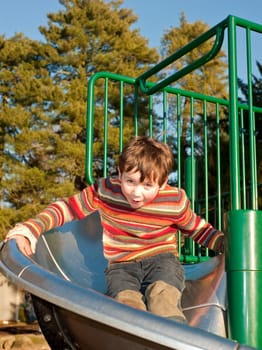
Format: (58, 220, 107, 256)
(6, 136, 224, 323)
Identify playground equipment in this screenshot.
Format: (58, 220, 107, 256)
(1, 14, 262, 349)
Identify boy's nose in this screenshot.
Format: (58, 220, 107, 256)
(132, 185, 143, 196)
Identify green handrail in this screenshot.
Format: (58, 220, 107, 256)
(136, 18, 227, 95)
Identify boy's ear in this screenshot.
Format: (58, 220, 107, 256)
(160, 178, 168, 190)
(118, 167, 122, 179)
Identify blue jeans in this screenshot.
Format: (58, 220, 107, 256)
(105, 253, 185, 298)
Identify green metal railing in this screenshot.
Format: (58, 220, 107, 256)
(86, 72, 229, 258)
(85, 15, 262, 348)
(136, 17, 227, 95)
(86, 15, 262, 212)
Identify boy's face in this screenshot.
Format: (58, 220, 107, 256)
(119, 169, 167, 209)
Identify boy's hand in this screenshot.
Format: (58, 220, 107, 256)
(5, 223, 37, 255)
(215, 234, 224, 254)
(15, 236, 33, 256)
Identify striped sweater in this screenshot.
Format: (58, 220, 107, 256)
(8, 177, 224, 262)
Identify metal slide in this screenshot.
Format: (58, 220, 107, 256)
(0, 213, 255, 350)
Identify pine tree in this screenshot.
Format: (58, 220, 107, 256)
(38, 0, 159, 178)
(0, 0, 159, 237)
(0, 33, 69, 236)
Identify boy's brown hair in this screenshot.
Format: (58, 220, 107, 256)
(118, 136, 174, 186)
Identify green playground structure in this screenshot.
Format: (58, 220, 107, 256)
(85, 15, 262, 348)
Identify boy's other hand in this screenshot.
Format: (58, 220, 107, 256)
(16, 236, 33, 256)
(5, 235, 33, 256)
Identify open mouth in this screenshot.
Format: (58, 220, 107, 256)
(130, 199, 143, 207)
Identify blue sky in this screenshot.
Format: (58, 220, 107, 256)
(124, 0, 262, 49)
(0, 0, 261, 46)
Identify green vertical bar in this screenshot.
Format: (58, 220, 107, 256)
(134, 84, 139, 136)
(228, 16, 241, 210)
(203, 100, 208, 222)
(149, 95, 153, 137)
(185, 157, 198, 256)
(177, 94, 182, 188)
(246, 28, 258, 209)
(86, 74, 96, 184)
(226, 17, 242, 346)
(190, 97, 195, 208)
(216, 103, 222, 229)
(163, 91, 167, 143)
(184, 97, 196, 256)
(176, 93, 182, 255)
(203, 100, 209, 256)
(103, 78, 109, 178)
(119, 81, 124, 153)
(239, 109, 247, 208)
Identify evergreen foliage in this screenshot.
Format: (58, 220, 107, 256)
(0, 0, 158, 237)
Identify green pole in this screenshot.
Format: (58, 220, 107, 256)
(224, 210, 262, 348)
(184, 157, 198, 256)
(227, 15, 241, 210)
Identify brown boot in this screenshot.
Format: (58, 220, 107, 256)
(145, 280, 187, 322)
(115, 290, 147, 311)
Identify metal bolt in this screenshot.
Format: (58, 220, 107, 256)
(43, 313, 52, 323)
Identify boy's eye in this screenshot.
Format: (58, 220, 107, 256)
(144, 183, 153, 188)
